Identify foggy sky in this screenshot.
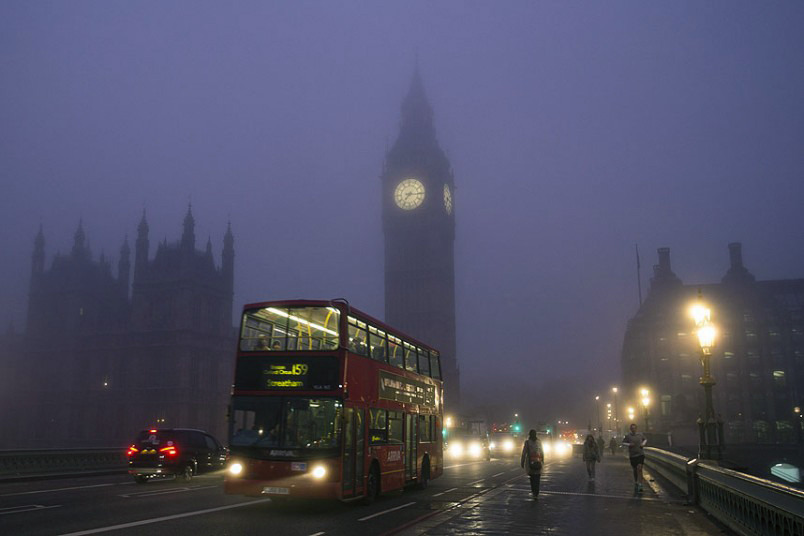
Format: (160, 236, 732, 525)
(3, 1, 804, 426)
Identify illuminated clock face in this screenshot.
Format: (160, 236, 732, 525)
(443, 184, 453, 215)
(394, 178, 425, 210)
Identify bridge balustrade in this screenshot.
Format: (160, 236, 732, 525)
(0, 448, 126, 480)
(644, 447, 804, 536)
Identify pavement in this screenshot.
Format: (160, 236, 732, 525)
(394, 453, 731, 536)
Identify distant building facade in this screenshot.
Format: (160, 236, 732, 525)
(0, 207, 235, 448)
(621, 244, 804, 444)
(382, 68, 460, 409)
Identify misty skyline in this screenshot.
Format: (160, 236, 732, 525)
(3, 1, 804, 423)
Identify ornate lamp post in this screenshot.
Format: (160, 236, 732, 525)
(612, 387, 619, 435)
(640, 388, 651, 432)
(691, 291, 723, 461)
(595, 396, 601, 432)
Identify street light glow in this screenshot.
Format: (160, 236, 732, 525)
(697, 324, 717, 352)
(690, 303, 710, 325)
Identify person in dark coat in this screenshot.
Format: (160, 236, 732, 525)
(583, 434, 600, 481)
(520, 429, 544, 498)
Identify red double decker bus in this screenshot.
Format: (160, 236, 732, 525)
(224, 299, 444, 502)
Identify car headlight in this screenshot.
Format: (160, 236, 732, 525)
(542, 442, 552, 454)
(468, 442, 482, 457)
(449, 441, 464, 457)
(489, 441, 497, 450)
(311, 465, 327, 479)
(502, 439, 514, 452)
(228, 462, 243, 476)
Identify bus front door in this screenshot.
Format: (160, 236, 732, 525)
(342, 407, 365, 497)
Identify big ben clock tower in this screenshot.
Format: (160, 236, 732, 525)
(382, 67, 460, 409)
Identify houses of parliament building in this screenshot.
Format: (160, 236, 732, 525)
(0, 207, 236, 448)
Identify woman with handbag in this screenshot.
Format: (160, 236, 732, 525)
(520, 429, 544, 498)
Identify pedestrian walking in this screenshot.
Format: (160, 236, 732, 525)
(596, 434, 605, 459)
(582, 434, 600, 481)
(520, 429, 544, 498)
(608, 436, 617, 456)
(621, 423, 647, 492)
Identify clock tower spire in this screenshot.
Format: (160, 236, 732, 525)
(382, 67, 460, 410)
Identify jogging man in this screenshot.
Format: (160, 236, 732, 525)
(621, 423, 647, 492)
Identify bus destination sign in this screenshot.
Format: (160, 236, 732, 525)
(235, 357, 339, 391)
(378, 370, 436, 408)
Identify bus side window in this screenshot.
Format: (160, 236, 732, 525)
(388, 336, 403, 369)
(418, 349, 431, 377)
(430, 352, 441, 380)
(348, 321, 368, 356)
(418, 415, 431, 442)
(404, 343, 417, 372)
(369, 409, 387, 444)
(387, 411, 403, 445)
(368, 327, 388, 363)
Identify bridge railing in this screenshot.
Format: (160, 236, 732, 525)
(0, 448, 127, 481)
(645, 447, 804, 536)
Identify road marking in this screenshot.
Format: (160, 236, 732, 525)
(358, 501, 416, 521)
(431, 487, 458, 497)
(507, 488, 661, 501)
(0, 483, 120, 497)
(467, 478, 485, 486)
(0, 504, 63, 515)
(444, 461, 487, 469)
(56, 499, 271, 535)
(380, 472, 526, 536)
(491, 472, 505, 477)
(119, 485, 216, 498)
(308, 532, 325, 536)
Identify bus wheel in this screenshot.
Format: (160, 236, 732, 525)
(179, 464, 193, 482)
(364, 465, 380, 504)
(418, 458, 430, 490)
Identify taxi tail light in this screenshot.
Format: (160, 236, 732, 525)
(159, 446, 178, 456)
(126, 445, 139, 457)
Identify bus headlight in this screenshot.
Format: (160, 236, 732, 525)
(542, 442, 552, 455)
(311, 465, 327, 479)
(228, 462, 243, 476)
(502, 439, 515, 452)
(468, 442, 482, 458)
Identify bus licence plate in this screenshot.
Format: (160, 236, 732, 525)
(291, 462, 307, 471)
(263, 487, 290, 495)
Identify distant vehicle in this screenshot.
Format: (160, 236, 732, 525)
(446, 430, 491, 461)
(127, 428, 227, 483)
(489, 432, 519, 458)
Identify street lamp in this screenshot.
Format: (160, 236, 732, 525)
(595, 396, 601, 432)
(612, 387, 619, 435)
(691, 290, 723, 461)
(640, 388, 651, 432)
